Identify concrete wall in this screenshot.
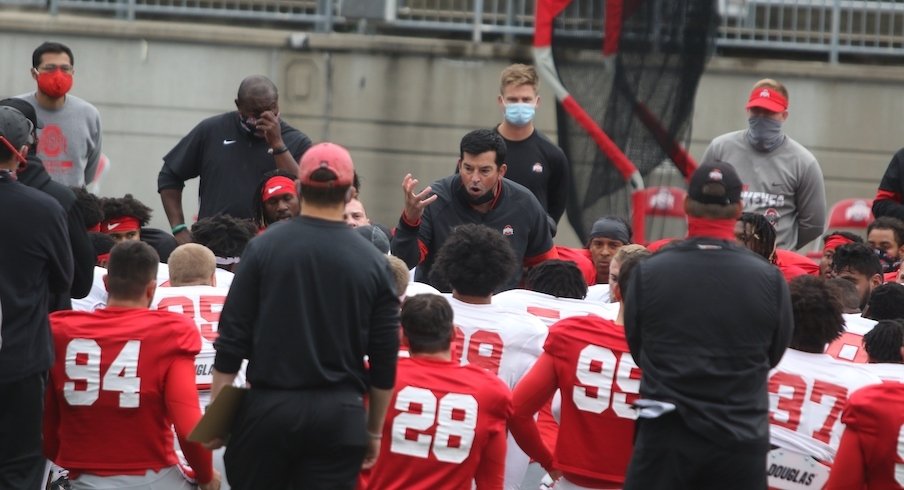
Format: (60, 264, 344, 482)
(1, 11, 902, 248)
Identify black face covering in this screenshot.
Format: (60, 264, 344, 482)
(456, 178, 496, 207)
(239, 115, 260, 139)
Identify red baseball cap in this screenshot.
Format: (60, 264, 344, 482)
(299, 142, 354, 188)
(745, 87, 788, 113)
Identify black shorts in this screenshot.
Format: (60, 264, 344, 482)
(225, 387, 368, 490)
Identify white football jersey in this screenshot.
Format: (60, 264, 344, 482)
(825, 313, 876, 363)
(768, 349, 882, 463)
(71, 266, 108, 312)
(584, 284, 611, 304)
(70, 265, 234, 314)
(152, 284, 244, 407)
(156, 262, 234, 289)
(404, 281, 443, 298)
(446, 297, 547, 490)
(864, 363, 904, 383)
(493, 289, 618, 327)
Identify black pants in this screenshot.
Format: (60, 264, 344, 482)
(225, 388, 368, 490)
(0, 372, 47, 490)
(623, 412, 768, 490)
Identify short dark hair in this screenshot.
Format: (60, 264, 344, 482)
(236, 75, 278, 104)
(191, 214, 257, 263)
(430, 224, 516, 296)
(736, 212, 776, 260)
(864, 282, 904, 321)
(106, 241, 159, 300)
(685, 199, 741, 220)
(524, 260, 587, 299)
(300, 169, 350, 206)
(825, 277, 862, 313)
(32, 42, 74, 68)
(71, 186, 104, 229)
(863, 319, 904, 363)
(789, 275, 844, 352)
(101, 194, 152, 226)
(867, 216, 904, 246)
(459, 128, 506, 167)
(832, 243, 883, 278)
(401, 294, 455, 354)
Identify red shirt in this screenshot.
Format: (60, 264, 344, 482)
(510, 315, 639, 486)
(826, 382, 904, 489)
(774, 249, 820, 276)
(44, 307, 212, 483)
(366, 357, 512, 490)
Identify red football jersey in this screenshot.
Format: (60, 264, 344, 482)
(827, 382, 904, 489)
(511, 315, 639, 486)
(367, 357, 512, 490)
(45, 307, 203, 476)
(544, 315, 639, 483)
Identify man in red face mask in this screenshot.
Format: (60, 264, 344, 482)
(16, 42, 102, 188)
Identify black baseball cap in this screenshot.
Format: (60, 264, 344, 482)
(687, 161, 743, 205)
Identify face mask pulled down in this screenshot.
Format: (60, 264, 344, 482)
(504, 103, 536, 127)
(746, 116, 785, 152)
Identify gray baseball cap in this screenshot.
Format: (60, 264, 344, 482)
(0, 106, 33, 152)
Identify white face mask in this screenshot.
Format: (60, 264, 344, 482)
(504, 103, 536, 126)
(746, 116, 785, 152)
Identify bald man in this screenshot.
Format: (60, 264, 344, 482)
(158, 75, 312, 244)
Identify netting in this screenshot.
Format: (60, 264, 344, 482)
(551, 0, 718, 242)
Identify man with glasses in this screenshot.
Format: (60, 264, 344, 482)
(17, 41, 102, 187)
(158, 75, 311, 244)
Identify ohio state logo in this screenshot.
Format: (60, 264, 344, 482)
(845, 200, 872, 223)
(38, 124, 67, 158)
(764, 208, 780, 226)
(502, 225, 514, 236)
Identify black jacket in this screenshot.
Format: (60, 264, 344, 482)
(18, 156, 94, 306)
(625, 236, 793, 445)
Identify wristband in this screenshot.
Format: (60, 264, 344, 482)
(171, 224, 188, 234)
(367, 431, 382, 440)
(269, 145, 289, 156)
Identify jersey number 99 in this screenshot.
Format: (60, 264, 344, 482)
(573, 345, 639, 418)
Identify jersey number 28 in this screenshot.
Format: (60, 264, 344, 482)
(390, 386, 478, 464)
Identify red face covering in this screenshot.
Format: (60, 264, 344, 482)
(686, 216, 737, 241)
(37, 70, 73, 98)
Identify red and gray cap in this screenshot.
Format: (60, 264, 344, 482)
(299, 142, 354, 188)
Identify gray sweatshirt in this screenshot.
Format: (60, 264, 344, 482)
(17, 92, 102, 187)
(701, 130, 826, 250)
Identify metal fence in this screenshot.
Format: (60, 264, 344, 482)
(5, 0, 904, 62)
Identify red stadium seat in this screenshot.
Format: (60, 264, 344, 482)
(826, 198, 873, 231)
(631, 186, 687, 245)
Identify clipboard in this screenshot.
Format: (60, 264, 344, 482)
(188, 385, 247, 443)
